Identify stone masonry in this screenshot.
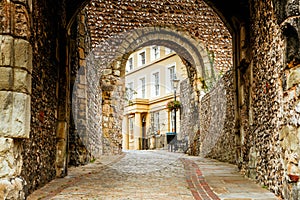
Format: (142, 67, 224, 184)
(69, 9, 103, 166)
(199, 70, 235, 164)
(233, 0, 300, 198)
(1, 0, 300, 199)
(0, 0, 32, 199)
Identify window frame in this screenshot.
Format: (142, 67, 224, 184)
(140, 77, 146, 98)
(138, 50, 146, 67)
(150, 46, 160, 61)
(152, 71, 160, 96)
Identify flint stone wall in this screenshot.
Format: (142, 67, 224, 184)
(237, 0, 300, 198)
(20, 0, 67, 195)
(69, 9, 103, 165)
(199, 70, 236, 163)
(180, 78, 200, 155)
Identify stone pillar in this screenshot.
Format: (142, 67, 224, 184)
(122, 115, 129, 150)
(55, 28, 70, 177)
(134, 113, 141, 150)
(0, 0, 32, 199)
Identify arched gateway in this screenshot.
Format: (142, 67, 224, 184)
(1, 0, 300, 199)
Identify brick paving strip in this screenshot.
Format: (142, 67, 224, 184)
(28, 153, 125, 200)
(180, 158, 220, 200)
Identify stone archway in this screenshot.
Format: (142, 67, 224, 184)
(90, 26, 215, 155)
(69, 0, 233, 158)
(116, 27, 211, 82)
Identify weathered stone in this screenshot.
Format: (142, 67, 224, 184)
(295, 101, 300, 113)
(56, 121, 67, 139)
(102, 69, 113, 75)
(198, 71, 235, 163)
(289, 134, 299, 151)
(0, 91, 30, 138)
(0, 92, 13, 136)
(280, 126, 294, 141)
(11, 93, 30, 138)
(13, 3, 30, 38)
(287, 67, 300, 89)
(113, 70, 120, 76)
(77, 88, 86, 98)
(79, 59, 86, 67)
(0, 138, 20, 179)
(79, 75, 86, 85)
(78, 47, 85, 59)
(0, 35, 13, 66)
(0, 178, 26, 200)
(0, 67, 13, 90)
(296, 127, 300, 142)
(14, 38, 32, 73)
(56, 139, 67, 176)
(1, 0, 298, 199)
(13, 68, 31, 94)
(0, 138, 13, 155)
(0, 1, 12, 34)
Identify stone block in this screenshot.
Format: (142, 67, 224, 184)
(0, 2, 12, 34)
(289, 134, 299, 151)
(296, 102, 300, 113)
(0, 138, 13, 154)
(79, 75, 86, 84)
(13, 4, 30, 38)
(79, 59, 86, 67)
(0, 92, 13, 136)
(13, 68, 31, 93)
(287, 67, 300, 89)
(0, 67, 13, 90)
(77, 88, 86, 98)
(56, 139, 66, 168)
(0, 35, 14, 66)
(0, 138, 16, 178)
(56, 121, 67, 139)
(280, 125, 293, 141)
(0, 178, 25, 200)
(113, 70, 120, 76)
(0, 91, 30, 138)
(14, 38, 32, 72)
(78, 47, 85, 59)
(102, 69, 112, 75)
(11, 92, 30, 138)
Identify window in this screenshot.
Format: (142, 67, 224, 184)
(127, 82, 134, 100)
(140, 78, 146, 98)
(153, 72, 159, 96)
(165, 47, 174, 55)
(138, 51, 146, 66)
(168, 65, 176, 90)
(127, 57, 133, 71)
(154, 112, 160, 131)
(151, 46, 160, 61)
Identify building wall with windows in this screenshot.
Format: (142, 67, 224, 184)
(123, 46, 187, 150)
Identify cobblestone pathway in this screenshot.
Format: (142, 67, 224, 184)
(28, 150, 279, 200)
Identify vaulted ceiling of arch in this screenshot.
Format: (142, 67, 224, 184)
(84, 0, 234, 73)
(66, 0, 249, 33)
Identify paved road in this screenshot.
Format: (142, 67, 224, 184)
(28, 150, 279, 200)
